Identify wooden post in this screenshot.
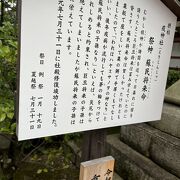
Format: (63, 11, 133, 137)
(81, 129, 107, 162)
(80, 156, 115, 180)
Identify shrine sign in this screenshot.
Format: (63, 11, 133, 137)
(79, 156, 115, 180)
(17, 0, 177, 140)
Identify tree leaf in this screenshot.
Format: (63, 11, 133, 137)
(0, 113, 6, 122)
(37, 169, 42, 174)
(7, 112, 14, 119)
(10, 123, 16, 132)
(43, 168, 48, 173)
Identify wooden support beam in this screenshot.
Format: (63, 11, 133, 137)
(81, 129, 107, 162)
(174, 37, 180, 42)
(171, 56, 180, 59)
(161, 0, 180, 19)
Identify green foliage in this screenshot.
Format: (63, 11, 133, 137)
(166, 69, 180, 88)
(63, 133, 82, 143)
(1, 0, 17, 24)
(0, 3, 17, 133)
(0, 2, 80, 179)
(37, 168, 48, 174)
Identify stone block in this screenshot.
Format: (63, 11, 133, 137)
(119, 123, 180, 178)
(113, 173, 124, 180)
(120, 124, 157, 157)
(165, 79, 180, 106)
(150, 130, 180, 178)
(149, 103, 180, 138)
(106, 134, 179, 180)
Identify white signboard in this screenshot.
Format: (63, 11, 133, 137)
(17, 0, 177, 140)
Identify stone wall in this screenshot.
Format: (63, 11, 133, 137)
(106, 102, 180, 180)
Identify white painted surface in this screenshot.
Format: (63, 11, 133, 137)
(17, 0, 176, 140)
